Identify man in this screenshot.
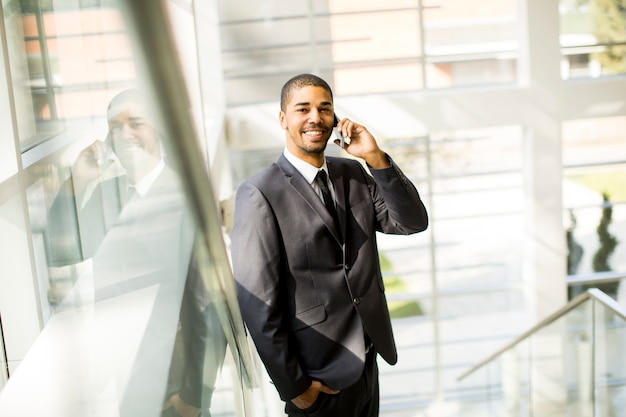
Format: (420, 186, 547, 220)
(45, 89, 169, 266)
(45, 90, 226, 417)
(230, 74, 428, 417)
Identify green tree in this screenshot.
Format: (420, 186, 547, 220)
(591, 0, 626, 73)
(592, 192, 619, 272)
(380, 254, 423, 318)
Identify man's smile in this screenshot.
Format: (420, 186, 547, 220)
(302, 127, 328, 140)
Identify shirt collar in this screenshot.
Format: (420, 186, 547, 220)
(131, 159, 165, 197)
(283, 148, 329, 185)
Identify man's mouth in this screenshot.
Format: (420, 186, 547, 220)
(119, 140, 144, 150)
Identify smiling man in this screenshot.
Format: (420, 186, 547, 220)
(231, 73, 429, 417)
(46, 89, 165, 264)
(45, 89, 226, 417)
(105, 90, 163, 187)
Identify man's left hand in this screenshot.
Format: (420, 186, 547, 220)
(163, 393, 200, 417)
(334, 118, 390, 169)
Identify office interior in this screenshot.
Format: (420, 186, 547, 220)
(0, 0, 625, 415)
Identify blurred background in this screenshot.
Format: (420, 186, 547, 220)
(0, 0, 625, 416)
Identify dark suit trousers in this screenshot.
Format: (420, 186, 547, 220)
(284, 348, 379, 417)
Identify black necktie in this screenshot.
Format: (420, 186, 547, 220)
(315, 170, 341, 237)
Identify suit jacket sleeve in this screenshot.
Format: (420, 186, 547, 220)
(231, 180, 313, 401)
(367, 156, 428, 234)
(45, 177, 125, 266)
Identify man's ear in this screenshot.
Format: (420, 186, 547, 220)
(279, 111, 287, 129)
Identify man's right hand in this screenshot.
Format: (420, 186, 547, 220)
(291, 380, 340, 410)
(70, 140, 114, 195)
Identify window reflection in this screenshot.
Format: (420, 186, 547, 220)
(6, 1, 134, 150)
(0, 1, 245, 416)
(26, 88, 226, 416)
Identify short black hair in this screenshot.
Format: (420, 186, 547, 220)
(280, 74, 333, 111)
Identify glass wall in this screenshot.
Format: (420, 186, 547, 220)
(373, 125, 525, 411)
(563, 116, 626, 300)
(1, 0, 624, 416)
(217, 0, 519, 105)
(0, 0, 259, 416)
(221, 0, 625, 415)
(560, 0, 626, 79)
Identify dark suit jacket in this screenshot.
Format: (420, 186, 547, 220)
(231, 153, 428, 401)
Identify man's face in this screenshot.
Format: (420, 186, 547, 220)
(279, 85, 334, 160)
(107, 101, 160, 175)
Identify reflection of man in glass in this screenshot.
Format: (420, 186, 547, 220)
(45, 90, 226, 417)
(46, 89, 164, 265)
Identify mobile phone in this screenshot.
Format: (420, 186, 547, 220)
(333, 114, 345, 149)
(97, 133, 113, 167)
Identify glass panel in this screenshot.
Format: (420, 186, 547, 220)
(563, 116, 626, 297)
(217, 0, 519, 104)
(422, 0, 518, 88)
(0, 29, 18, 182)
(0, 321, 6, 392)
(329, 7, 422, 95)
(510, 340, 532, 417)
(593, 298, 626, 415)
(458, 292, 626, 417)
(527, 304, 574, 416)
(456, 363, 495, 416)
(374, 135, 432, 412)
(560, 0, 626, 79)
(0, 1, 253, 416)
(456, 338, 532, 417)
(4, 2, 134, 151)
(562, 301, 594, 416)
(379, 319, 435, 412)
(563, 116, 626, 167)
(431, 126, 525, 394)
(0, 189, 39, 390)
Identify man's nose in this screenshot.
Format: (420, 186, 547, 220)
(120, 123, 135, 138)
(308, 109, 322, 124)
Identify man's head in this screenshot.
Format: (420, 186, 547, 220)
(279, 74, 335, 166)
(107, 89, 161, 182)
(280, 74, 333, 111)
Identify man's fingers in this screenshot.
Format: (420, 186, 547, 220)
(319, 385, 340, 395)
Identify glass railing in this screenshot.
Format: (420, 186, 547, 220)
(456, 288, 626, 417)
(0, 317, 6, 393)
(0, 1, 261, 416)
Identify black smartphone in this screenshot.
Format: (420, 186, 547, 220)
(333, 113, 345, 148)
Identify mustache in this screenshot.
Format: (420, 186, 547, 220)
(302, 124, 327, 130)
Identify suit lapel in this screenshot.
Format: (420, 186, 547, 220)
(277, 155, 343, 243)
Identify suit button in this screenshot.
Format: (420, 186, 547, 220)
(344, 264, 351, 271)
(353, 297, 361, 305)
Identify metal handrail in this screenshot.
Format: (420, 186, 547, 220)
(119, 0, 256, 388)
(457, 288, 626, 381)
(567, 271, 626, 286)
